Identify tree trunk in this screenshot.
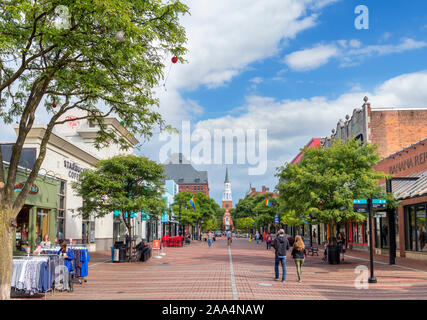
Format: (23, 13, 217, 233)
(0, 209, 13, 300)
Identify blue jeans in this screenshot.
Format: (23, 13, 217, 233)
(275, 256, 287, 281)
(207, 239, 212, 247)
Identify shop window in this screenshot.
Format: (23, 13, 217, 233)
(201, 186, 203, 191)
(406, 204, 427, 252)
(82, 219, 95, 244)
(57, 180, 66, 241)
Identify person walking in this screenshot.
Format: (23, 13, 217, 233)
(292, 235, 306, 283)
(207, 230, 213, 248)
(265, 232, 272, 250)
(337, 233, 345, 262)
(255, 231, 260, 244)
(263, 231, 267, 243)
(271, 229, 289, 283)
(227, 230, 232, 246)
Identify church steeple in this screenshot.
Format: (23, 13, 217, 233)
(222, 168, 233, 230)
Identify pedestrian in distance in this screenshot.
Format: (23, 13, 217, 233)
(265, 232, 272, 250)
(263, 231, 267, 243)
(271, 229, 289, 283)
(207, 230, 213, 248)
(227, 230, 232, 246)
(337, 233, 345, 262)
(292, 235, 306, 283)
(255, 231, 260, 244)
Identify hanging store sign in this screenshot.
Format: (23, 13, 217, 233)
(274, 215, 279, 224)
(161, 213, 169, 223)
(13, 183, 39, 194)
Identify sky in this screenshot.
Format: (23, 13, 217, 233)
(2, 0, 427, 207)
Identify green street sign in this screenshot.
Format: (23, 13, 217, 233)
(372, 199, 387, 209)
(353, 199, 368, 213)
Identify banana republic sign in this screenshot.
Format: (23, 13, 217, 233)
(389, 152, 427, 174)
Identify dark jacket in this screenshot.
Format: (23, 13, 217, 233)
(272, 235, 289, 257)
(291, 247, 305, 259)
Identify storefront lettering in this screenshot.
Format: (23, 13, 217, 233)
(389, 152, 427, 174)
(13, 183, 39, 194)
(64, 160, 84, 180)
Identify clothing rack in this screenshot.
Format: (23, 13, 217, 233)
(41, 246, 90, 285)
(12, 255, 56, 299)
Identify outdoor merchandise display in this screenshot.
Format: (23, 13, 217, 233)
(11, 254, 66, 297)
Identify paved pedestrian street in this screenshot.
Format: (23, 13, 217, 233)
(32, 238, 427, 300)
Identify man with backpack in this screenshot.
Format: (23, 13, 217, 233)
(271, 229, 289, 283)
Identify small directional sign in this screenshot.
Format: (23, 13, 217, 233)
(372, 199, 387, 209)
(353, 199, 368, 213)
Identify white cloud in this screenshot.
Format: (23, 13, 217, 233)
(284, 44, 339, 71)
(285, 38, 427, 71)
(169, 0, 339, 90)
(250, 77, 263, 84)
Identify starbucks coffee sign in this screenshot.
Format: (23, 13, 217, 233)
(64, 160, 84, 180)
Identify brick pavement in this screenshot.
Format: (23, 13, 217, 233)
(21, 237, 427, 300)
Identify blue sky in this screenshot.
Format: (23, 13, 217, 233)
(145, 0, 427, 206)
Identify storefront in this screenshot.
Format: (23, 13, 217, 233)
(17, 112, 139, 252)
(346, 219, 369, 250)
(5, 162, 59, 254)
(374, 137, 427, 260)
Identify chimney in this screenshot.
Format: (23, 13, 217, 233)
(262, 186, 266, 193)
(251, 187, 256, 193)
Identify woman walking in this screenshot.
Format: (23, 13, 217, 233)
(291, 235, 306, 283)
(265, 232, 272, 250)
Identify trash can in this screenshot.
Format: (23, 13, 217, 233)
(111, 246, 115, 262)
(113, 248, 120, 262)
(327, 244, 340, 265)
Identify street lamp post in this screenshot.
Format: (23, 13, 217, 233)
(367, 198, 377, 283)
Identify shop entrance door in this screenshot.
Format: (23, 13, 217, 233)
(36, 209, 49, 245)
(15, 207, 30, 252)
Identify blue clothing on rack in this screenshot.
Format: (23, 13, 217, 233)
(57, 248, 74, 272)
(37, 261, 50, 292)
(80, 249, 90, 277)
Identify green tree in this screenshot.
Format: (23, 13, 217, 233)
(172, 191, 220, 238)
(235, 217, 255, 232)
(72, 155, 166, 257)
(233, 194, 279, 232)
(276, 139, 392, 241)
(0, 0, 188, 299)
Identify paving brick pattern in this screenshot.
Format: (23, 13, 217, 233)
(26, 237, 427, 300)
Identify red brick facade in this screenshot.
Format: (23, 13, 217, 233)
(246, 186, 279, 198)
(179, 184, 209, 197)
(375, 138, 427, 258)
(368, 107, 427, 158)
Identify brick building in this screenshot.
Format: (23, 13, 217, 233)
(323, 97, 427, 158)
(290, 138, 325, 165)
(245, 185, 279, 198)
(163, 153, 209, 197)
(374, 138, 427, 260)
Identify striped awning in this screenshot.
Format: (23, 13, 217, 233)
(387, 170, 427, 200)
